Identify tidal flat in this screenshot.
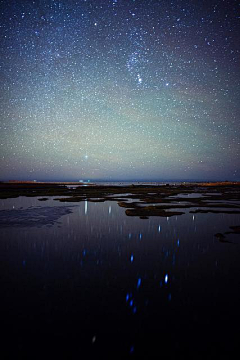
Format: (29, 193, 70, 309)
(0, 181, 240, 357)
(1, 181, 240, 237)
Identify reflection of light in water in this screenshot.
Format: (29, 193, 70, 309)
(92, 336, 96, 343)
(139, 233, 142, 240)
(167, 217, 169, 221)
(192, 215, 195, 221)
(2, 193, 239, 352)
(137, 278, 141, 288)
(108, 206, 111, 214)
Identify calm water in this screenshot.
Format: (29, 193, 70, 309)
(0, 196, 240, 357)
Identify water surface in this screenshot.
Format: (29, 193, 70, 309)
(0, 196, 239, 357)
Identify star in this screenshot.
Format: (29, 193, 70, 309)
(0, 0, 239, 181)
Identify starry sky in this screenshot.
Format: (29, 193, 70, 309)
(0, 0, 239, 181)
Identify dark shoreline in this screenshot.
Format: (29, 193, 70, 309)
(1, 181, 240, 236)
(1, 182, 240, 211)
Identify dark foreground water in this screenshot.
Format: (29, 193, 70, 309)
(0, 196, 240, 358)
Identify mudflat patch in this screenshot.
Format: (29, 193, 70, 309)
(0, 205, 75, 228)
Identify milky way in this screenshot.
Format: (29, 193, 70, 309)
(0, 0, 239, 181)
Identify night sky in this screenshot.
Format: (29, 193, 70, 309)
(0, 0, 239, 181)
